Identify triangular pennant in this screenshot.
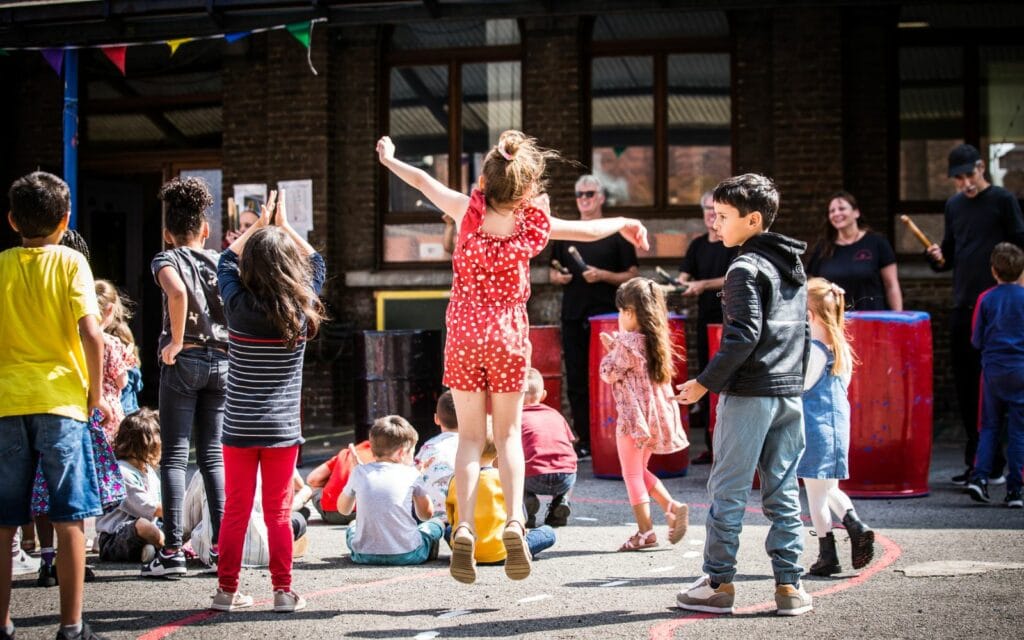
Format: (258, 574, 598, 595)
(166, 38, 192, 56)
(225, 31, 250, 44)
(101, 45, 127, 75)
(42, 48, 64, 75)
(286, 22, 312, 49)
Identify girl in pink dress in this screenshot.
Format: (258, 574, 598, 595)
(95, 279, 136, 441)
(378, 130, 649, 583)
(599, 277, 689, 551)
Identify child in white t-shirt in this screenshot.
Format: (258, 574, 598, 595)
(415, 391, 459, 519)
(339, 415, 444, 565)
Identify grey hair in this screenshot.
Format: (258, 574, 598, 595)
(575, 174, 604, 191)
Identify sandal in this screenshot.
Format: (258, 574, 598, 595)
(502, 519, 532, 580)
(618, 529, 658, 552)
(668, 501, 689, 545)
(449, 523, 477, 584)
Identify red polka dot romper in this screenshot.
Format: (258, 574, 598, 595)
(444, 189, 551, 393)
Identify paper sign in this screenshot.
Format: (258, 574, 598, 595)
(277, 179, 314, 240)
(233, 183, 268, 218)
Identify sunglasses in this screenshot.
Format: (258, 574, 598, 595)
(575, 190, 598, 199)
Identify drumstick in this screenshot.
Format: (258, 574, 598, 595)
(900, 214, 944, 267)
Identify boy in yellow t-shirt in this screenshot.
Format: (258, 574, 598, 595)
(445, 429, 556, 581)
(0, 172, 112, 640)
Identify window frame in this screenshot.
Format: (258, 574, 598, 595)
(586, 35, 734, 222)
(378, 25, 525, 269)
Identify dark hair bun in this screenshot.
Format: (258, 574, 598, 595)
(158, 177, 214, 213)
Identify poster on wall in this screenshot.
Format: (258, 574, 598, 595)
(277, 179, 314, 240)
(232, 183, 268, 222)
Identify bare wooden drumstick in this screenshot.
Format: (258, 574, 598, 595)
(900, 214, 944, 267)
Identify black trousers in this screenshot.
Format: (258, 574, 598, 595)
(561, 318, 592, 448)
(950, 307, 1004, 471)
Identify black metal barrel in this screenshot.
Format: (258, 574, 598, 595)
(354, 330, 444, 447)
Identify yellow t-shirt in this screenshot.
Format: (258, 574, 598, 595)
(446, 467, 508, 563)
(0, 245, 99, 421)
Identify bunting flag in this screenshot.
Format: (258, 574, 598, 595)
(166, 38, 192, 56)
(41, 48, 64, 75)
(286, 22, 311, 48)
(100, 45, 127, 75)
(224, 31, 251, 44)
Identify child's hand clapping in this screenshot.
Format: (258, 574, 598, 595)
(259, 190, 278, 227)
(376, 136, 396, 164)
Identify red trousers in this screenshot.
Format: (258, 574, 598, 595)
(217, 444, 298, 593)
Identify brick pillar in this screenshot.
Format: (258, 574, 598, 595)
(731, 9, 775, 180)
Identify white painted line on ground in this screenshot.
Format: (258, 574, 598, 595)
(687, 539, 703, 545)
(622, 522, 637, 527)
(649, 565, 676, 573)
(683, 551, 701, 558)
(437, 610, 471, 619)
(600, 580, 630, 587)
(414, 632, 440, 639)
(518, 594, 552, 604)
(574, 517, 598, 522)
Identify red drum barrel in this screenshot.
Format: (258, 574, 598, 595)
(528, 325, 563, 413)
(706, 323, 724, 442)
(588, 313, 690, 479)
(841, 311, 933, 498)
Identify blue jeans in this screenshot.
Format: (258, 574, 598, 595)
(974, 369, 1024, 492)
(443, 524, 556, 561)
(704, 394, 805, 585)
(525, 472, 576, 503)
(158, 348, 228, 548)
(347, 519, 445, 565)
(0, 414, 102, 525)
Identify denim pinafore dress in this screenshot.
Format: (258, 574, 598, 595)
(797, 340, 850, 479)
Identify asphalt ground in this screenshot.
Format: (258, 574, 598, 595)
(8, 439, 1022, 640)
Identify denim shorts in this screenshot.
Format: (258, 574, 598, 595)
(0, 413, 102, 525)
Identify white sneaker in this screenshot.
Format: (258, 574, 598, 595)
(676, 575, 735, 614)
(12, 549, 40, 576)
(775, 582, 813, 616)
(210, 589, 254, 612)
(274, 590, 306, 613)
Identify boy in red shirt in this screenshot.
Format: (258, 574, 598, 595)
(521, 368, 578, 527)
(306, 441, 372, 524)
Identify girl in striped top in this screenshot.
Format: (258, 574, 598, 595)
(212, 190, 326, 614)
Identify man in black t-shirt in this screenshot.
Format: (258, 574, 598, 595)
(677, 191, 737, 463)
(550, 175, 639, 457)
(927, 144, 1024, 484)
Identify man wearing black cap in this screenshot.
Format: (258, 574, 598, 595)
(927, 143, 1024, 485)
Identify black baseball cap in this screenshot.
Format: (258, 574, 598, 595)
(948, 143, 981, 177)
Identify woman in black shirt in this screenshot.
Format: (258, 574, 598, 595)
(807, 191, 903, 311)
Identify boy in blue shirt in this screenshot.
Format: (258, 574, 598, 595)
(967, 242, 1024, 508)
(675, 174, 811, 616)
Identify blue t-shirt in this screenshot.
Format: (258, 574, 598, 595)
(971, 283, 1024, 377)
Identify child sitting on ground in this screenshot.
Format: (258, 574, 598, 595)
(521, 368, 578, 528)
(446, 427, 556, 568)
(415, 391, 460, 519)
(338, 416, 444, 565)
(306, 440, 373, 525)
(96, 409, 164, 565)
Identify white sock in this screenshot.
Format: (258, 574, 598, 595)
(4, 623, 15, 636)
(61, 621, 82, 636)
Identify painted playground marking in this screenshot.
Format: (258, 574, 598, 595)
(413, 632, 440, 640)
(600, 580, 630, 587)
(649, 565, 676, 573)
(436, 609, 471, 619)
(517, 594, 553, 603)
(682, 551, 700, 559)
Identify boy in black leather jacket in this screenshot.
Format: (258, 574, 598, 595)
(674, 174, 812, 617)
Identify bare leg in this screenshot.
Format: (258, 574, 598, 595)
(630, 501, 654, 533)
(35, 515, 54, 550)
(52, 520, 85, 627)
(491, 391, 526, 524)
(134, 519, 165, 547)
(450, 390, 488, 530)
(1, 526, 15, 629)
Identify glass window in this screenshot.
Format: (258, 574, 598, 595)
(392, 18, 519, 49)
(667, 53, 731, 205)
(591, 57, 655, 206)
(899, 46, 963, 201)
(383, 222, 450, 263)
(981, 46, 1024, 200)
(461, 61, 522, 194)
(388, 65, 450, 214)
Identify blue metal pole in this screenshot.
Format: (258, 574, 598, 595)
(63, 49, 79, 229)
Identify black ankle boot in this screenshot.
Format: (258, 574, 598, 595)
(808, 532, 841, 577)
(842, 509, 875, 570)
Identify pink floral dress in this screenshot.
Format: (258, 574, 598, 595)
(599, 330, 688, 454)
(443, 189, 551, 393)
(100, 333, 132, 441)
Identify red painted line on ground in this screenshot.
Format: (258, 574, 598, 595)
(647, 532, 902, 640)
(136, 570, 448, 640)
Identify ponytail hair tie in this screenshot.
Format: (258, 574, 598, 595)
(498, 142, 514, 161)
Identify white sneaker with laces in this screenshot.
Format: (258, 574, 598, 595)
(12, 549, 40, 576)
(676, 575, 735, 614)
(210, 589, 254, 612)
(274, 590, 306, 613)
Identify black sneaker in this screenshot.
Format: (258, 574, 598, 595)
(988, 473, 1006, 486)
(36, 563, 57, 588)
(524, 494, 540, 529)
(951, 467, 972, 486)
(55, 622, 107, 640)
(141, 548, 186, 578)
(544, 501, 571, 528)
(1005, 489, 1023, 509)
(966, 478, 990, 503)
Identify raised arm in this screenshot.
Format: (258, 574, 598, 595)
(377, 136, 470, 224)
(227, 190, 275, 257)
(549, 216, 650, 251)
